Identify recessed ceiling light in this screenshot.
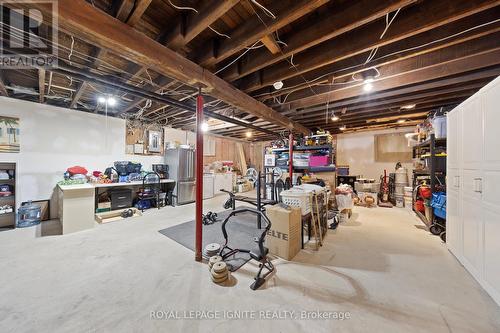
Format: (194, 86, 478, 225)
(246, 131, 252, 138)
(273, 81, 284, 90)
(201, 122, 209, 132)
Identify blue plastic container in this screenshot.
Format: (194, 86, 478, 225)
(431, 192, 446, 219)
(17, 201, 42, 228)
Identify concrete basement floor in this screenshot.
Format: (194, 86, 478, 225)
(1, 194, 499, 333)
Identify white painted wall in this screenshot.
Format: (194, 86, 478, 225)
(337, 127, 414, 180)
(0, 97, 163, 215)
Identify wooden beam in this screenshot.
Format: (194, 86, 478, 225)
(162, 0, 239, 51)
(113, 0, 134, 22)
(219, 0, 416, 81)
(37, 0, 309, 134)
(237, 0, 500, 92)
(69, 0, 148, 109)
(280, 67, 500, 115)
(260, 9, 500, 103)
(290, 80, 490, 121)
(260, 35, 281, 55)
(279, 35, 500, 110)
(195, 0, 328, 67)
(38, 69, 46, 103)
(70, 81, 87, 108)
(125, 0, 152, 26)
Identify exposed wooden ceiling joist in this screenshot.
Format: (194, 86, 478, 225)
(280, 67, 500, 116)
(260, 9, 500, 104)
(219, 0, 416, 82)
(195, 0, 329, 68)
(161, 0, 239, 51)
(236, 0, 500, 92)
(279, 35, 500, 110)
(30, 0, 309, 134)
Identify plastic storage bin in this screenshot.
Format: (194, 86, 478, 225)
(17, 201, 41, 228)
(432, 116, 447, 138)
(309, 155, 328, 167)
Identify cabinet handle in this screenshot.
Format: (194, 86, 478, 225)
(473, 178, 482, 193)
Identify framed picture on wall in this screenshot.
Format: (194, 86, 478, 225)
(0, 116, 20, 153)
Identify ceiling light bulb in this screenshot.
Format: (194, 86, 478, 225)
(401, 104, 416, 110)
(339, 125, 346, 131)
(246, 131, 252, 138)
(397, 119, 406, 124)
(273, 81, 284, 90)
(364, 77, 374, 84)
(363, 82, 373, 92)
(331, 115, 339, 121)
(201, 122, 209, 132)
(107, 97, 116, 106)
(98, 96, 106, 103)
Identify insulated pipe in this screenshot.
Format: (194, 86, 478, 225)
(195, 91, 204, 262)
(289, 133, 294, 184)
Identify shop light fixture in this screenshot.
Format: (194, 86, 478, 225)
(331, 115, 339, 121)
(98, 95, 117, 106)
(339, 125, 346, 131)
(273, 81, 284, 90)
(201, 122, 209, 132)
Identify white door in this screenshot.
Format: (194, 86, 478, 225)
(447, 108, 461, 170)
(461, 193, 483, 280)
(461, 95, 483, 170)
(482, 79, 500, 171)
(446, 189, 462, 257)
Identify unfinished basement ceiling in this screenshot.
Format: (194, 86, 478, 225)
(0, 0, 499, 140)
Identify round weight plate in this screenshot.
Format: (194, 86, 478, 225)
(211, 274, 229, 284)
(212, 261, 227, 274)
(211, 269, 229, 279)
(205, 243, 221, 253)
(209, 255, 223, 265)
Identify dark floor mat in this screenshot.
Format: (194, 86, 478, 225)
(158, 209, 263, 272)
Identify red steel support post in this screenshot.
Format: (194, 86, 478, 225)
(289, 132, 293, 183)
(195, 91, 204, 262)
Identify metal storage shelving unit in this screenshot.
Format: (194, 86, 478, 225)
(412, 134, 447, 226)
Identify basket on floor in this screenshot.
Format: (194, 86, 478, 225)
(280, 188, 312, 215)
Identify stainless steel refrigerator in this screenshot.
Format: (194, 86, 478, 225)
(165, 147, 196, 205)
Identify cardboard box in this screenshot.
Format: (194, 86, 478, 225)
(265, 205, 301, 260)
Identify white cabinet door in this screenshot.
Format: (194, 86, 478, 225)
(447, 189, 462, 257)
(461, 195, 483, 280)
(482, 79, 500, 171)
(447, 108, 461, 170)
(203, 176, 214, 199)
(461, 96, 483, 170)
(483, 206, 500, 303)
